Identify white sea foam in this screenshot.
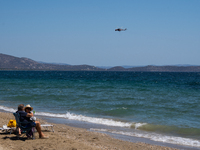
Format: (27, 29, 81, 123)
(36, 112, 67, 118)
(37, 111, 132, 127)
(90, 128, 200, 148)
(122, 107, 127, 109)
(0, 105, 16, 112)
(134, 123, 147, 129)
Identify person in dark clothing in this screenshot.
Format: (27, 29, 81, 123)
(16, 104, 33, 125)
(16, 104, 48, 139)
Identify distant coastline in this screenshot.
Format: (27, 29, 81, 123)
(1, 53, 200, 72)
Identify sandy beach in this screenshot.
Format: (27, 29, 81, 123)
(0, 112, 179, 150)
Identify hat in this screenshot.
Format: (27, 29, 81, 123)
(24, 104, 33, 111)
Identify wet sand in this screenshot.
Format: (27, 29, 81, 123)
(0, 112, 179, 150)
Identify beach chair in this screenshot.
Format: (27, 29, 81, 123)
(13, 113, 35, 139)
(41, 124, 54, 132)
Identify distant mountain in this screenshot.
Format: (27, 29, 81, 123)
(96, 66, 113, 69)
(1, 53, 200, 72)
(97, 65, 142, 69)
(107, 66, 127, 71)
(108, 65, 200, 72)
(38, 61, 70, 66)
(0, 53, 103, 71)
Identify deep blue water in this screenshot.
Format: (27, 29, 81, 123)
(0, 71, 200, 147)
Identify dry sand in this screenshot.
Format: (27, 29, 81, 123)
(0, 112, 178, 150)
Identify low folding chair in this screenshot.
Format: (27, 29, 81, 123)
(13, 113, 35, 139)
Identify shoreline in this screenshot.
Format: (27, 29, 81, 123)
(0, 111, 179, 150)
(41, 115, 200, 150)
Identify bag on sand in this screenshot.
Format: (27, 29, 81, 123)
(7, 120, 17, 127)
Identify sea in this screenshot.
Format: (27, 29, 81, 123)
(0, 71, 200, 149)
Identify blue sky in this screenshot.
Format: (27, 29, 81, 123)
(0, 0, 200, 66)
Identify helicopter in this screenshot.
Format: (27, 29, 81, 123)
(115, 28, 127, 31)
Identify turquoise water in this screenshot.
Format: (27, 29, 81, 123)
(0, 71, 200, 147)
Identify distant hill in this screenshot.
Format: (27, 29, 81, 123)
(0, 53, 103, 71)
(108, 65, 200, 72)
(1, 53, 200, 72)
(38, 61, 70, 66)
(137, 65, 200, 72)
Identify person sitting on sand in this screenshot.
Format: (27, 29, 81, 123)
(24, 104, 36, 121)
(16, 104, 49, 139)
(17, 104, 33, 135)
(25, 104, 33, 115)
